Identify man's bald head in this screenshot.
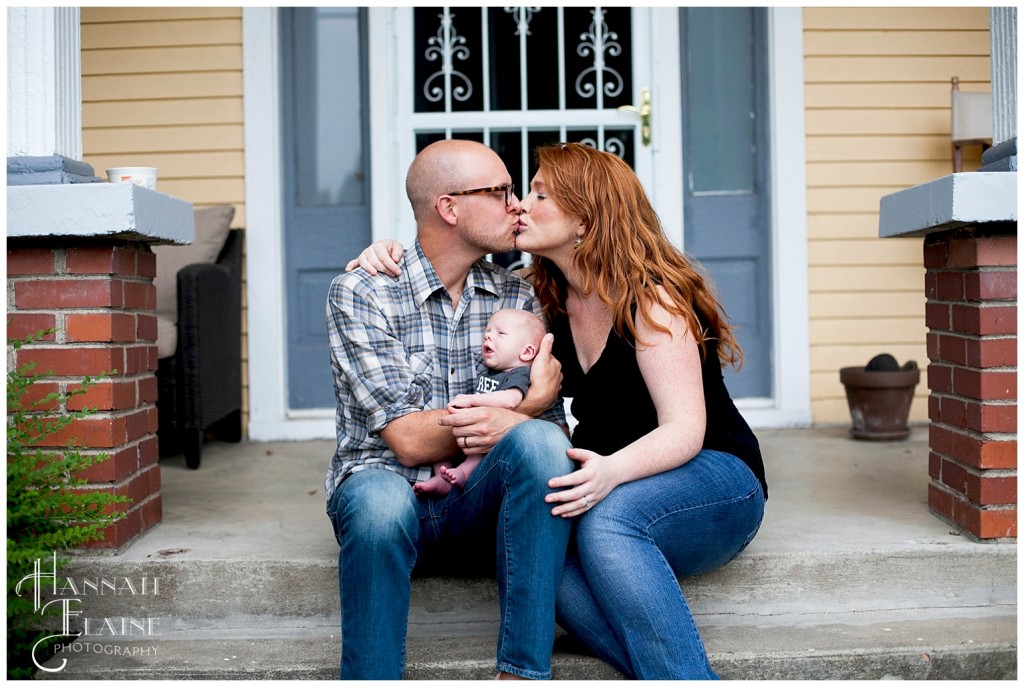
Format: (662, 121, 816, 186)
(405, 140, 503, 223)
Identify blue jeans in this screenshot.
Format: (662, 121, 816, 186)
(555, 450, 765, 680)
(327, 420, 574, 679)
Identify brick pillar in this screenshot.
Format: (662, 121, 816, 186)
(7, 238, 162, 549)
(923, 225, 1017, 540)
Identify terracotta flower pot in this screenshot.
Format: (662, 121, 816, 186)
(839, 365, 920, 441)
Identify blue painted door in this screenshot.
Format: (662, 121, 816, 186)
(281, 8, 371, 409)
(680, 8, 773, 398)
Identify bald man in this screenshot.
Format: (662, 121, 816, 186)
(324, 140, 573, 680)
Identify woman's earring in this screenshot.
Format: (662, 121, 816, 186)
(574, 237, 583, 249)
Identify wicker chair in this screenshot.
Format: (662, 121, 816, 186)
(156, 229, 244, 469)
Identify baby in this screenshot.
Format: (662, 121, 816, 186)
(414, 309, 548, 497)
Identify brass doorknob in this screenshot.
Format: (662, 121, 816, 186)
(618, 87, 652, 146)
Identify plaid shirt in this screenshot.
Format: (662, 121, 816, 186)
(324, 239, 566, 502)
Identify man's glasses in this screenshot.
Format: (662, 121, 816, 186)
(447, 182, 515, 206)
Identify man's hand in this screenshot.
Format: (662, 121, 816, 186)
(515, 333, 562, 417)
(438, 406, 528, 456)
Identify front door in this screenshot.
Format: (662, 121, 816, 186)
(281, 8, 371, 409)
(681, 8, 773, 399)
(272, 6, 774, 413)
(245, 7, 804, 436)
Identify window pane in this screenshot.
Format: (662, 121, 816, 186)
(293, 8, 366, 207)
(687, 8, 755, 194)
(487, 8, 522, 111)
(519, 8, 560, 111)
(527, 129, 563, 180)
(561, 128, 634, 167)
(450, 130, 485, 144)
(416, 131, 447, 153)
(564, 7, 632, 110)
(566, 127, 599, 147)
(603, 127, 635, 167)
(415, 8, 484, 113)
(491, 129, 525, 189)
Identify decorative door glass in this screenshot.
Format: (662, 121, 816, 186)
(412, 6, 638, 179)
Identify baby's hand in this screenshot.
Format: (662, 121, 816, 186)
(448, 394, 477, 411)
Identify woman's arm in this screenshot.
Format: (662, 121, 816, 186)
(344, 240, 405, 276)
(546, 288, 706, 516)
(604, 290, 707, 480)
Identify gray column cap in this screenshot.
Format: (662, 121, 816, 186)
(879, 172, 1017, 238)
(7, 182, 194, 244)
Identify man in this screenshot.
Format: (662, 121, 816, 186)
(325, 140, 573, 679)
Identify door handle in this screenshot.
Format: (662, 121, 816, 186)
(618, 86, 652, 146)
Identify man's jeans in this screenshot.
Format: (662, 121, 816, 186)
(327, 420, 573, 679)
(555, 450, 765, 679)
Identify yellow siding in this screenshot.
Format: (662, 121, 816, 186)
(80, 7, 250, 432)
(80, 7, 246, 222)
(76, 7, 993, 433)
(803, 6, 991, 424)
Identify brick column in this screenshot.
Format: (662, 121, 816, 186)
(923, 225, 1017, 540)
(7, 238, 161, 549)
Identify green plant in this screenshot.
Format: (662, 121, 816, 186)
(7, 329, 129, 679)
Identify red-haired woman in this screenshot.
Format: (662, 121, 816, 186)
(521, 142, 766, 679)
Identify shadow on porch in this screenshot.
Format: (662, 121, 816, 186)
(41, 427, 1016, 680)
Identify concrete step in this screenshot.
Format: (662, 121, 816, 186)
(36, 545, 1017, 680)
(37, 610, 1016, 679)
(51, 545, 1017, 621)
(30, 430, 1017, 679)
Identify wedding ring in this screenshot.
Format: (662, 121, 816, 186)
(584, 495, 592, 508)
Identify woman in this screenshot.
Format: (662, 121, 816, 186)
(349, 142, 767, 679)
(525, 142, 766, 679)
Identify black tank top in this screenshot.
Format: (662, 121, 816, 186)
(549, 309, 767, 499)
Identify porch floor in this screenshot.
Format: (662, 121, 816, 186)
(44, 426, 1016, 680)
(91, 426, 985, 561)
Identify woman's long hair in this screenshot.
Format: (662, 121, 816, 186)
(530, 142, 743, 368)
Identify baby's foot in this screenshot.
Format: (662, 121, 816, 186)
(414, 475, 453, 497)
(439, 464, 468, 489)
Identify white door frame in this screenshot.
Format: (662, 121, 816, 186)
(761, 8, 811, 427)
(242, 7, 809, 441)
(243, 8, 331, 440)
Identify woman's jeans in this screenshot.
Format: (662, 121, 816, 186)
(327, 420, 573, 680)
(555, 450, 765, 680)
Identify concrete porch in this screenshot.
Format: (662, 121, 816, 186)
(40, 427, 1016, 679)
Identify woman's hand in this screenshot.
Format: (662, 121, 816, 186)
(545, 448, 626, 518)
(344, 239, 405, 276)
(438, 406, 527, 456)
